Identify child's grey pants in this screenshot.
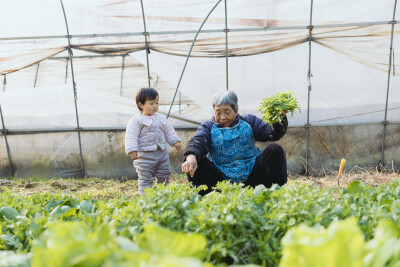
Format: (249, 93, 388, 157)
(133, 149, 171, 195)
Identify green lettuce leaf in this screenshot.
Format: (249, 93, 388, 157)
(280, 218, 366, 267)
(137, 223, 207, 259)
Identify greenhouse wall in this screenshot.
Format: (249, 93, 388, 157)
(1, 123, 399, 178)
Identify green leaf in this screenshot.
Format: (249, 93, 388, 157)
(253, 185, 266, 196)
(0, 251, 30, 267)
(270, 184, 280, 191)
(1, 233, 21, 249)
(0, 206, 20, 221)
(229, 265, 262, 267)
(348, 181, 363, 195)
(115, 236, 141, 252)
(49, 205, 76, 218)
(79, 200, 95, 214)
(138, 223, 207, 259)
(31, 222, 115, 267)
(45, 199, 68, 211)
(145, 255, 212, 267)
(364, 220, 400, 267)
(70, 250, 112, 266)
(280, 218, 367, 267)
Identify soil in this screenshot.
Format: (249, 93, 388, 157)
(0, 172, 399, 196)
(290, 172, 399, 188)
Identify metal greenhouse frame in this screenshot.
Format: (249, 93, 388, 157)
(0, 0, 398, 177)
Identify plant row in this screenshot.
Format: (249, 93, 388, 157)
(1, 180, 400, 266)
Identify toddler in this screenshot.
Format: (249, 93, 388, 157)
(125, 87, 181, 195)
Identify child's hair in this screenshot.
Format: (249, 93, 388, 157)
(135, 87, 159, 112)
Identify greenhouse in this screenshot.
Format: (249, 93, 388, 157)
(0, 0, 399, 178)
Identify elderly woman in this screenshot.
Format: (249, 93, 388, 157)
(182, 90, 288, 194)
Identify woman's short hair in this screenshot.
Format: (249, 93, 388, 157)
(212, 90, 238, 112)
(135, 87, 158, 112)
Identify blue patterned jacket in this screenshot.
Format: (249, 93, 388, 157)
(184, 114, 288, 181)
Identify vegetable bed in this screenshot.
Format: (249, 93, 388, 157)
(1, 179, 400, 266)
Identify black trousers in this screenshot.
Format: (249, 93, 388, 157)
(188, 143, 288, 195)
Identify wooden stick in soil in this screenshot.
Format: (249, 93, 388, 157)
(338, 158, 346, 188)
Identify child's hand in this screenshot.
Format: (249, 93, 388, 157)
(173, 142, 181, 151)
(129, 151, 139, 160)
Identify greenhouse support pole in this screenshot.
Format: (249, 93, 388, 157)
(60, 0, 85, 178)
(167, 0, 223, 118)
(224, 0, 229, 90)
(140, 0, 151, 87)
(305, 0, 314, 176)
(33, 62, 40, 88)
(0, 103, 14, 177)
(179, 91, 181, 115)
(380, 0, 398, 169)
(2, 74, 6, 92)
(64, 57, 69, 84)
(120, 55, 126, 96)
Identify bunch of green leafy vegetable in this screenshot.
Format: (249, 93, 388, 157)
(258, 91, 300, 125)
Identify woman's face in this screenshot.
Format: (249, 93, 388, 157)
(214, 104, 238, 127)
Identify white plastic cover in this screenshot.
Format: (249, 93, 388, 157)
(0, 0, 399, 129)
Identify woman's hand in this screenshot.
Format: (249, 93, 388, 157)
(182, 154, 198, 178)
(281, 110, 289, 119)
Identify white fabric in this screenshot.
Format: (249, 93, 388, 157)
(0, 0, 399, 127)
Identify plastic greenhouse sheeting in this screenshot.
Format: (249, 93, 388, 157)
(0, 0, 399, 177)
(1, 0, 399, 129)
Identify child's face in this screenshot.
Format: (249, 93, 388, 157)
(139, 96, 159, 116)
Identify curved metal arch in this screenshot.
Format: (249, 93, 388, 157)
(167, 0, 223, 118)
(140, 0, 151, 87)
(224, 0, 229, 90)
(59, 0, 85, 178)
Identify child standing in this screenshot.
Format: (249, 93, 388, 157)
(125, 87, 181, 195)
